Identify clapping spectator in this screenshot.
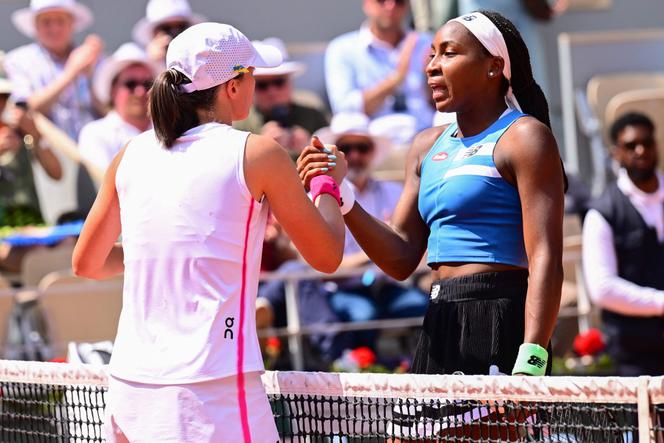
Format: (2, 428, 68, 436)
(5, 0, 104, 139)
(132, 0, 205, 68)
(0, 71, 62, 273)
(325, 0, 434, 143)
(235, 38, 328, 154)
(78, 43, 157, 176)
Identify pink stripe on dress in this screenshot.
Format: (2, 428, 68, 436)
(236, 199, 255, 443)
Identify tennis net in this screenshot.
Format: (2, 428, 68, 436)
(0, 359, 662, 442)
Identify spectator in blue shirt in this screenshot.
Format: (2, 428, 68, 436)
(325, 0, 434, 144)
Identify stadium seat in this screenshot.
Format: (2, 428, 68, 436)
(586, 72, 664, 141)
(604, 87, 664, 169)
(20, 241, 76, 288)
(38, 278, 123, 357)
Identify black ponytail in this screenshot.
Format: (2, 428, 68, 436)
(479, 10, 551, 130)
(480, 10, 567, 190)
(149, 68, 219, 148)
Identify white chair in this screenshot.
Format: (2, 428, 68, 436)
(38, 278, 123, 357)
(20, 241, 76, 288)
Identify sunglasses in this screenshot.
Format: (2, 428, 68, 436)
(121, 79, 153, 93)
(154, 23, 189, 38)
(376, 0, 407, 5)
(255, 77, 288, 91)
(338, 142, 374, 155)
(619, 138, 656, 151)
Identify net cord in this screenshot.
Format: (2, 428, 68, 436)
(0, 360, 663, 405)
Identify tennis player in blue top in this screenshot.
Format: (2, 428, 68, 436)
(298, 10, 565, 377)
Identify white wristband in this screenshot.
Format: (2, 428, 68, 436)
(339, 180, 356, 215)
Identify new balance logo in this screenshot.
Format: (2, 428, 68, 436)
(527, 355, 546, 368)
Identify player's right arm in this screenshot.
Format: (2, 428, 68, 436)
(244, 134, 346, 274)
(297, 126, 444, 280)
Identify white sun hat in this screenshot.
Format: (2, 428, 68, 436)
(314, 112, 393, 167)
(167, 23, 282, 93)
(93, 43, 160, 105)
(12, 0, 94, 39)
(252, 38, 306, 78)
(132, 0, 206, 46)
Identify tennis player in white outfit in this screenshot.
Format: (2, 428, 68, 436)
(72, 23, 348, 443)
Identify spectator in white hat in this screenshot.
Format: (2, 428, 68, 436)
(313, 112, 428, 350)
(235, 37, 328, 153)
(4, 0, 104, 140)
(133, 0, 206, 67)
(78, 43, 158, 176)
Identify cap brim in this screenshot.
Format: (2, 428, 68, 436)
(0, 79, 13, 95)
(249, 42, 283, 69)
(93, 58, 160, 105)
(12, 4, 93, 39)
(132, 13, 206, 46)
(253, 61, 306, 78)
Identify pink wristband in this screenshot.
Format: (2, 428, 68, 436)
(310, 175, 341, 206)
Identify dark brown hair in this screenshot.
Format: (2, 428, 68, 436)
(148, 69, 219, 148)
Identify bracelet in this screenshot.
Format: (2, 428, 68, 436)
(511, 343, 548, 376)
(339, 180, 356, 215)
(310, 175, 341, 207)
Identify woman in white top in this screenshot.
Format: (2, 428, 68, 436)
(72, 23, 347, 443)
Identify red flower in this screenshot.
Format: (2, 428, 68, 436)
(349, 347, 376, 369)
(573, 328, 605, 356)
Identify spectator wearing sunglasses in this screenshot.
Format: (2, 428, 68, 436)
(4, 0, 105, 140)
(313, 112, 428, 350)
(325, 0, 434, 143)
(583, 112, 664, 376)
(132, 0, 205, 68)
(77, 43, 158, 176)
(235, 38, 328, 153)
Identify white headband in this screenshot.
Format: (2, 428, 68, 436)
(451, 12, 521, 112)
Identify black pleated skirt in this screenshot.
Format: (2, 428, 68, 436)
(411, 270, 547, 375)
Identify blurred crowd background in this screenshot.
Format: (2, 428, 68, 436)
(0, 0, 663, 376)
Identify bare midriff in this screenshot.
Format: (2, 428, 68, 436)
(430, 262, 525, 280)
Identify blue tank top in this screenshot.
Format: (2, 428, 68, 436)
(418, 109, 528, 267)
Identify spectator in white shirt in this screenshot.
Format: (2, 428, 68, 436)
(78, 43, 157, 176)
(314, 113, 428, 350)
(582, 112, 664, 376)
(4, 0, 104, 140)
(324, 0, 434, 144)
(132, 0, 205, 68)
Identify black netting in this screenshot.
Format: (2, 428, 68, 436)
(0, 382, 105, 442)
(0, 379, 662, 442)
(269, 394, 640, 442)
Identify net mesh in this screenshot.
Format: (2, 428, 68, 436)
(0, 360, 662, 442)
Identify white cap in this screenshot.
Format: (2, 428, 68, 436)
(166, 23, 283, 93)
(314, 112, 392, 167)
(93, 43, 160, 105)
(132, 0, 206, 46)
(12, 0, 93, 38)
(253, 38, 306, 78)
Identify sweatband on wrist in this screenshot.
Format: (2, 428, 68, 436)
(511, 343, 548, 376)
(310, 175, 341, 207)
(339, 180, 356, 215)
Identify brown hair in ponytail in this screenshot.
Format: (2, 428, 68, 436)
(149, 69, 219, 148)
